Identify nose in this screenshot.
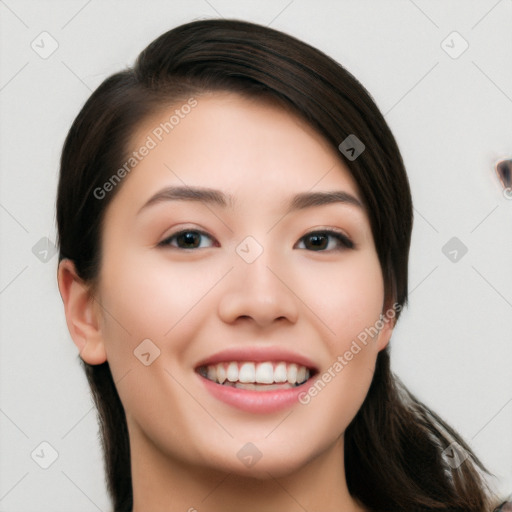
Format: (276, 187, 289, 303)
(217, 249, 299, 329)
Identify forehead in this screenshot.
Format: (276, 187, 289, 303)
(120, 91, 363, 209)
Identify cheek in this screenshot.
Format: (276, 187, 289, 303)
(94, 252, 220, 442)
(99, 249, 219, 337)
(292, 251, 384, 415)
(293, 250, 385, 345)
(95, 246, 241, 439)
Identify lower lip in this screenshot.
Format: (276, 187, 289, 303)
(198, 374, 311, 413)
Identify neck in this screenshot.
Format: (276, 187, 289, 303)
(130, 428, 367, 512)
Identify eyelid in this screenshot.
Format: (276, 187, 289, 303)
(157, 227, 218, 248)
(296, 228, 355, 250)
(157, 226, 355, 251)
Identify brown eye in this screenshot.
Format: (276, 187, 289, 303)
(297, 230, 354, 251)
(159, 230, 217, 249)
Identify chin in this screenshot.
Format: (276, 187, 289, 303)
(197, 438, 325, 480)
(225, 456, 310, 480)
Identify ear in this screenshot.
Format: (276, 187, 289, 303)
(57, 259, 107, 365)
(376, 301, 399, 352)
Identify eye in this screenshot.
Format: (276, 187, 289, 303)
(295, 229, 354, 251)
(158, 229, 218, 249)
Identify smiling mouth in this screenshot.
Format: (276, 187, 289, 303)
(196, 361, 314, 391)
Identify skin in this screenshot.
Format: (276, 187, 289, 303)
(58, 92, 395, 512)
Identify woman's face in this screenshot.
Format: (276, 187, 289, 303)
(88, 92, 393, 477)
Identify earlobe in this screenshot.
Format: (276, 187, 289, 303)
(376, 307, 396, 352)
(377, 318, 393, 352)
(57, 259, 107, 365)
(375, 297, 400, 351)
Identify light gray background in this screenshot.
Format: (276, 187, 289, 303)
(1, 1, 511, 510)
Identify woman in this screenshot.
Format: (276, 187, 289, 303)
(56, 18, 509, 512)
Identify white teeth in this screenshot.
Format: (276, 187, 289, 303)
(238, 362, 256, 383)
(274, 362, 288, 383)
(287, 363, 298, 384)
(255, 362, 274, 384)
(296, 365, 307, 384)
(233, 382, 294, 391)
(201, 361, 312, 386)
(207, 365, 217, 382)
(227, 362, 238, 382)
(216, 363, 226, 384)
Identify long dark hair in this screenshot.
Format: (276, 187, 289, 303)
(56, 18, 502, 512)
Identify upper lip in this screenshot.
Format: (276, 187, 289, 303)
(195, 346, 319, 372)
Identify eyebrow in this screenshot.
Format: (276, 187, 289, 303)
(137, 186, 364, 214)
(138, 186, 232, 213)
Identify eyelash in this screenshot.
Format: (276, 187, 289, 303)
(158, 228, 354, 251)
